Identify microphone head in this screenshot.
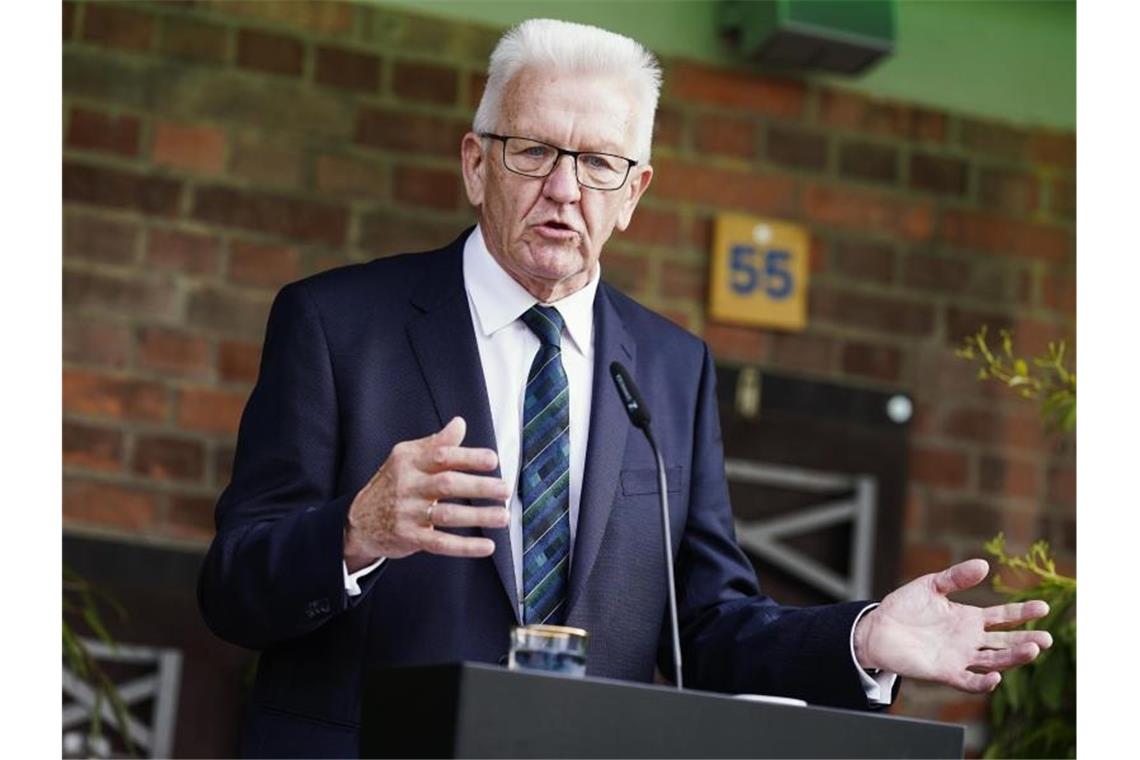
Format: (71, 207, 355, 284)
(610, 361, 651, 429)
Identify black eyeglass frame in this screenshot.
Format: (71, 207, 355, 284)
(480, 132, 639, 191)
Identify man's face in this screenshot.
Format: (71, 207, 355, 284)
(461, 68, 654, 301)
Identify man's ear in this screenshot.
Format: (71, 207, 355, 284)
(615, 164, 654, 232)
(460, 132, 487, 207)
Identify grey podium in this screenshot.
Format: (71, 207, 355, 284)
(360, 662, 963, 758)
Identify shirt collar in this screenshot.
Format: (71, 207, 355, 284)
(463, 224, 598, 357)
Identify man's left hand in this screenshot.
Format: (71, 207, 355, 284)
(853, 558, 1053, 693)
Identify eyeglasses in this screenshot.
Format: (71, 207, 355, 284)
(480, 133, 638, 191)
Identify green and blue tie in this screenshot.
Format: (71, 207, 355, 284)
(519, 305, 571, 626)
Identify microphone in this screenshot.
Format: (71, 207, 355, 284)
(609, 362, 683, 690)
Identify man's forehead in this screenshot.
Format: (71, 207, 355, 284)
(499, 68, 636, 151)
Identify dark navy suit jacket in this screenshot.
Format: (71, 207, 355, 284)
(198, 230, 878, 757)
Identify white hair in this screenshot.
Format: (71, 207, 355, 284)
(472, 18, 662, 165)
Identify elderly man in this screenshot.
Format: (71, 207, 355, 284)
(199, 18, 1051, 758)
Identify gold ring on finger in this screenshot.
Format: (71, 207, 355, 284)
(426, 500, 437, 526)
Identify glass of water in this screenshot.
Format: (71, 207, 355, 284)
(508, 624, 588, 677)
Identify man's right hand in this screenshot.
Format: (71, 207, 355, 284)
(343, 416, 511, 571)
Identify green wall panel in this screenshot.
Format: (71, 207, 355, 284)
(373, 0, 1074, 131)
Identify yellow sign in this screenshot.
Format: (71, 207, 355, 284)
(708, 213, 809, 331)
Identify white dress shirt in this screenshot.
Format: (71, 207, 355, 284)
(343, 225, 895, 703)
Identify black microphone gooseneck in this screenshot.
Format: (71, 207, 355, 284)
(609, 361, 683, 690)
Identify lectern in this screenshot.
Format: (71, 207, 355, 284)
(360, 663, 963, 758)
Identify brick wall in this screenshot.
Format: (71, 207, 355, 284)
(62, 0, 1075, 736)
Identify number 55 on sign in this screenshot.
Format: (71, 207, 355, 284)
(708, 213, 809, 331)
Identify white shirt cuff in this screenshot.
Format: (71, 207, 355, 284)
(850, 603, 899, 705)
(343, 557, 386, 596)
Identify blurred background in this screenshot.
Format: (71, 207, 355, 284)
(62, 1, 1075, 757)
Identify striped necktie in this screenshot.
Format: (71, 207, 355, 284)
(518, 305, 571, 626)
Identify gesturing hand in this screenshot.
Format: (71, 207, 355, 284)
(853, 559, 1053, 693)
(343, 416, 511, 571)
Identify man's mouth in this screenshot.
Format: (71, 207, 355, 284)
(533, 220, 579, 240)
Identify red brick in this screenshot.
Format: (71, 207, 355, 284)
(159, 15, 228, 64)
(660, 259, 706, 301)
(694, 115, 755, 159)
(63, 318, 132, 369)
(315, 45, 380, 93)
(393, 61, 458, 105)
(903, 252, 971, 295)
(63, 268, 177, 321)
(355, 108, 469, 157)
(819, 90, 945, 141)
(941, 408, 1048, 452)
(909, 445, 969, 489)
(600, 250, 650, 296)
(909, 153, 967, 196)
(133, 435, 206, 482)
(808, 238, 826, 274)
(63, 480, 159, 532)
(468, 71, 488, 110)
(358, 209, 462, 256)
(1030, 131, 1075, 170)
(667, 62, 805, 118)
(1050, 178, 1075, 221)
(63, 421, 124, 472)
(82, 2, 155, 53)
(66, 108, 140, 157)
(64, 213, 139, 265)
(178, 387, 248, 434)
(229, 135, 304, 190)
(219, 340, 261, 383)
(661, 308, 694, 332)
(146, 227, 221, 275)
(901, 542, 952, 582)
(652, 158, 796, 217)
(623, 207, 680, 248)
(166, 494, 217, 541)
(838, 141, 898, 184)
(63, 162, 182, 217)
(689, 215, 713, 252)
(228, 240, 301, 288)
(63, 369, 168, 422)
(938, 210, 1071, 264)
(137, 327, 211, 377)
(654, 107, 685, 150)
(393, 165, 461, 211)
(841, 341, 901, 383)
(1042, 273, 1076, 316)
(186, 286, 273, 339)
(315, 153, 388, 199)
(979, 168, 1040, 217)
(927, 497, 1036, 545)
(152, 122, 226, 175)
(830, 240, 895, 284)
(944, 306, 1064, 358)
(979, 456, 1040, 499)
(769, 332, 834, 375)
(801, 183, 933, 241)
(192, 185, 349, 246)
(765, 126, 827, 171)
(210, 0, 352, 34)
(64, 1, 75, 40)
(959, 118, 1029, 161)
(704, 324, 771, 363)
(236, 28, 304, 76)
(809, 286, 934, 336)
(1048, 464, 1075, 506)
(215, 445, 236, 488)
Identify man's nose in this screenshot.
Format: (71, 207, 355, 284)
(542, 154, 581, 203)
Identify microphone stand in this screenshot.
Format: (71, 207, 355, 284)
(644, 425, 683, 691)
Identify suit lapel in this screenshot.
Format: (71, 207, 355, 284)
(406, 235, 520, 623)
(566, 285, 635, 619)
